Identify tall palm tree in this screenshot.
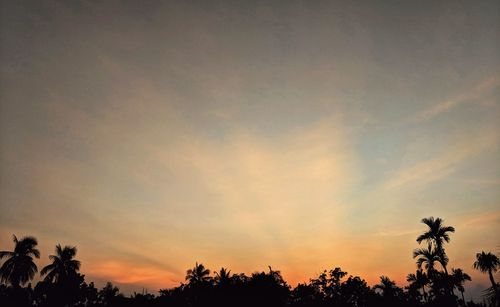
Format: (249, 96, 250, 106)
(186, 262, 211, 286)
(40, 244, 81, 283)
(407, 269, 429, 302)
(214, 267, 232, 286)
(451, 268, 471, 304)
(416, 217, 455, 275)
(0, 235, 40, 287)
(413, 246, 443, 277)
(473, 251, 499, 292)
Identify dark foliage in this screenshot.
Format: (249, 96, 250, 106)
(0, 217, 498, 307)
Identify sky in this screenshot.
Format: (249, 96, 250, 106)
(0, 0, 499, 300)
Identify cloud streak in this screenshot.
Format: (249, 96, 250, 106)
(383, 130, 498, 190)
(412, 76, 500, 123)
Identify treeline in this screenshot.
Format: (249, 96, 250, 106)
(0, 217, 498, 307)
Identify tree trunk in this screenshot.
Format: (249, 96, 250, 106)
(443, 264, 448, 275)
(441, 264, 454, 296)
(461, 290, 465, 306)
(488, 269, 498, 292)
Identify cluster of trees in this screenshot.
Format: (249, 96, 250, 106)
(0, 217, 498, 307)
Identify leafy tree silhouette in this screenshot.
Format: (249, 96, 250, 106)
(407, 269, 430, 303)
(416, 217, 455, 276)
(186, 262, 212, 286)
(413, 246, 442, 277)
(0, 235, 40, 287)
(98, 282, 124, 306)
(374, 276, 400, 298)
(373, 276, 405, 307)
(473, 251, 500, 306)
(214, 267, 232, 286)
(451, 268, 471, 305)
(473, 251, 499, 293)
(1, 218, 497, 307)
(416, 217, 455, 298)
(40, 245, 81, 283)
(340, 275, 373, 307)
(36, 244, 84, 307)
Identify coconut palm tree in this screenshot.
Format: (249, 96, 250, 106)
(473, 251, 499, 293)
(40, 244, 81, 283)
(214, 267, 232, 286)
(451, 268, 471, 304)
(0, 235, 40, 287)
(186, 262, 211, 286)
(416, 217, 455, 275)
(407, 269, 429, 302)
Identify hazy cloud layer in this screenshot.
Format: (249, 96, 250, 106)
(1, 0, 499, 298)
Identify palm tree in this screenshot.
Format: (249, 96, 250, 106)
(473, 251, 499, 292)
(0, 235, 40, 287)
(407, 269, 429, 302)
(98, 282, 122, 305)
(374, 276, 399, 298)
(416, 217, 455, 275)
(214, 267, 232, 286)
(451, 268, 471, 304)
(40, 244, 81, 283)
(186, 262, 211, 286)
(413, 246, 443, 276)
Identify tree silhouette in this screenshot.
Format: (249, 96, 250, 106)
(98, 282, 123, 306)
(407, 269, 429, 302)
(473, 251, 499, 293)
(416, 217, 455, 275)
(310, 267, 347, 300)
(373, 276, 404, 307)
(416, 217, 456, 298)
(247, 267, 290, 307)
(451, 268, 471, 304)
(214, 267, 232, 286)
(40, 245, 81, 283)
(340, 276, 372, 307)
(413, 246, 442, 277)
(186, 262, 212, 286)
(1, 222, 496, 307)
(374, 276, 399, 298)
(0, 235, 40, 287)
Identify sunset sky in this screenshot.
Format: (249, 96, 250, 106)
(1, 0, 499, 300)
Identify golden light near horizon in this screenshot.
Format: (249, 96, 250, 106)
(1, 0, 499, 302)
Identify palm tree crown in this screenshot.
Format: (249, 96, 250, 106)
(473, 251, 499, 291)
(40, 244, 81, 283)
(214, 267, 232, 285)
(416, 217, 455, 251)
(0, 235, 40, 287)
(186, 262, 211, 286)
(416, 217, 454, 275)
(451, 268, 471, 290)
(451, 268, 471, 303)
(374, 276, 399, 298)
(413, 247, 444, 275)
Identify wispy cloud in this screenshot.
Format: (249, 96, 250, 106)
(460, 178, 500, 186)
(412, 76, 500, 123)
(373, 229, 420, 237)
(460, 211, 500, 228)
(383, 132, 498, 190)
